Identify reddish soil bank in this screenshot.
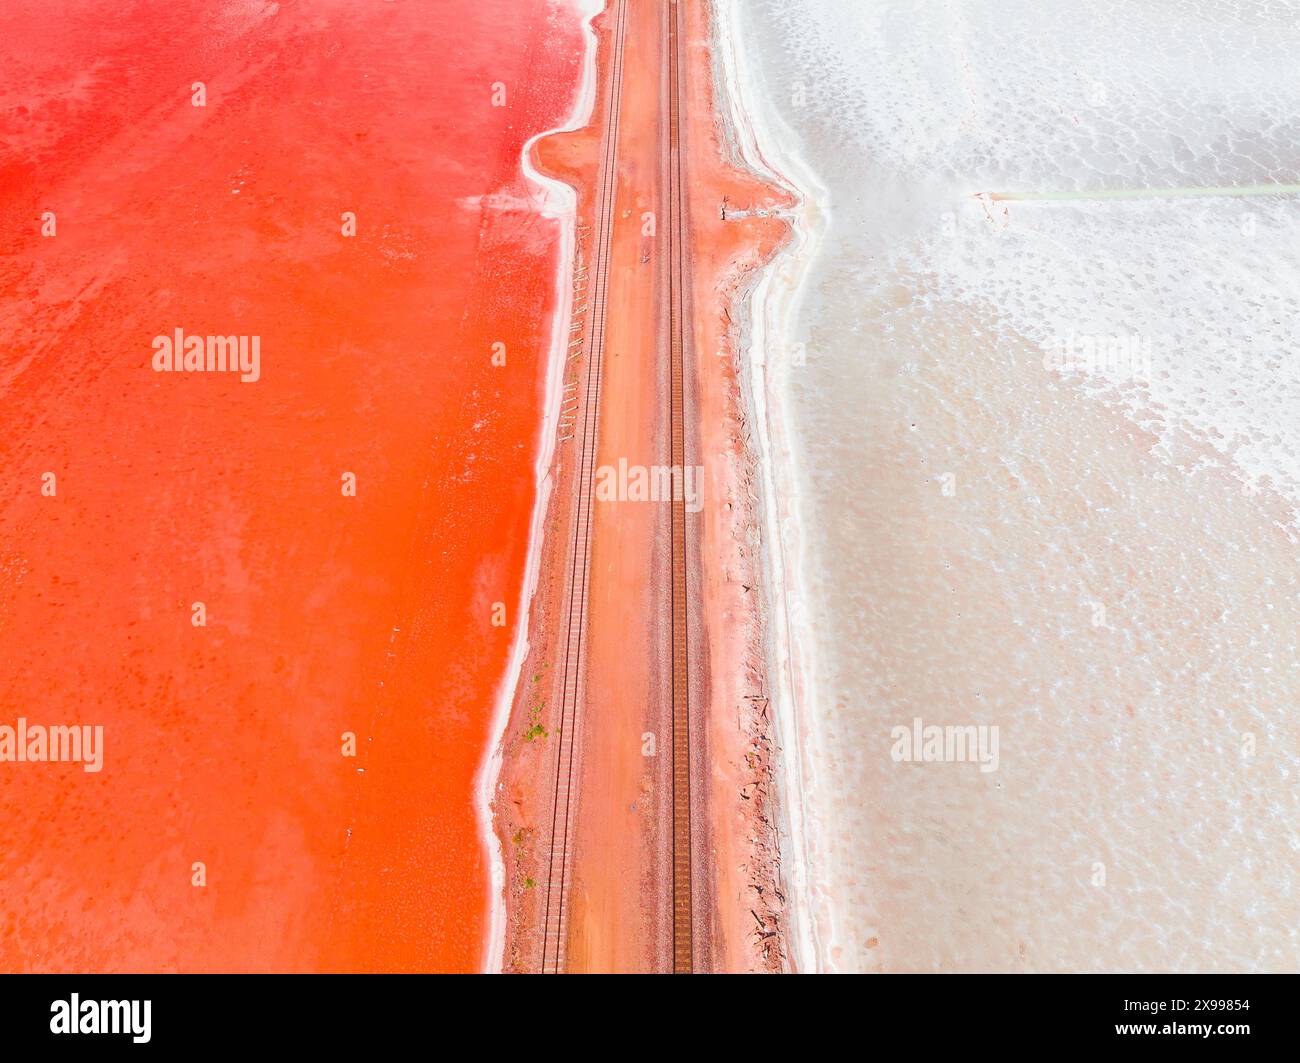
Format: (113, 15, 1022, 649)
(0, 0, 583, 972)
(495, 0, 791, 973)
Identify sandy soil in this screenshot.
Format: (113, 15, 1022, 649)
(492, 0, 793, 973)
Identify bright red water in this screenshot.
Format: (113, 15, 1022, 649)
(0, 0, 582, 971)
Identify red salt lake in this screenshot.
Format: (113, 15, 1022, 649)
(0, 0, 584, 971)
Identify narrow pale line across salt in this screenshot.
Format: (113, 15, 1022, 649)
(985, 183, 1300, 202)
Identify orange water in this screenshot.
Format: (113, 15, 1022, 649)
(0, 0, 582, 972)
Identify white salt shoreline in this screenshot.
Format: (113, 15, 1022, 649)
(474, 0, 606, 975)
(712, 0, 835, 973)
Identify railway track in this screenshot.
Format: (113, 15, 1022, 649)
(540, 0, 694, 974)
(665, 0, 693, 976)
(539, 0, 629, 975)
